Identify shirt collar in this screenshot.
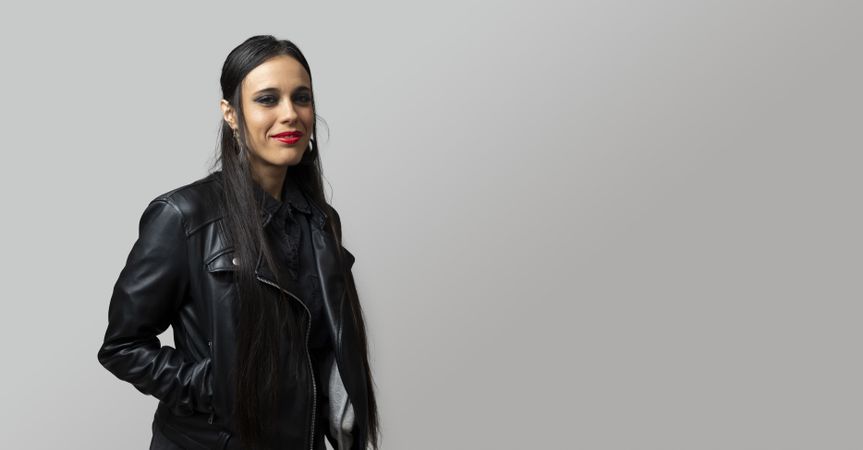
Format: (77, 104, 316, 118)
(252, 175, 312, 222)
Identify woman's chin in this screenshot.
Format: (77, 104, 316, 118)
(266, 148, 306, 167)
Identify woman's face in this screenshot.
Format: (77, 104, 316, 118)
(221, 55, 315, 170)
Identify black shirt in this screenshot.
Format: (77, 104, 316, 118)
(251, 176, 333, 449)
(251, 176, 331, 352)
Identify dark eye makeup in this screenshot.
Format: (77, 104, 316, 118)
(256, 95, 277, 105)
(254, 92, 312, 106)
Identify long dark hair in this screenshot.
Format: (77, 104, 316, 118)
(208, 35, 379, 449)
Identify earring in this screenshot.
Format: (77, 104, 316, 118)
(308, 138, 315, 153)
(232, 129, 245, 156)
(233, 129, 242, 147)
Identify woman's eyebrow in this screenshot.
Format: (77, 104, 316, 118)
(253, 86, 311, 95)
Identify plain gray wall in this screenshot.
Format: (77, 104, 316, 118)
(0, 1, 860, 449)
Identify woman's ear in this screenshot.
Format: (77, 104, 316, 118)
(220, 99, 237, 130)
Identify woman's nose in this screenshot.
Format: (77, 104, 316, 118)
(280, 101, 298, 123)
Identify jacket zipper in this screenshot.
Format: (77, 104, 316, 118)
(208, 339, 215, 425)
(256, 275, 317, 450)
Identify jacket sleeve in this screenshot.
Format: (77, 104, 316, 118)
(97, 198, 213, 415)
(328, 205, 356, 270)
(324, 205, 360, 450)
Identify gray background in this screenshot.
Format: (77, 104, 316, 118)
(0, 1, 860, 449)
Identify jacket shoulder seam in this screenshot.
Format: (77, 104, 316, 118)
(150, 197, 191, 238)
(150, 174, 221, 237)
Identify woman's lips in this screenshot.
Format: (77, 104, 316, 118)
(272, 131, 302, 144)
(273, 136, 301, 144)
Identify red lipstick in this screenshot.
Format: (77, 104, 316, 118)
(272, 130, 303, 144)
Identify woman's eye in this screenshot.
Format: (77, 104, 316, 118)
(296, 94, 312, 103)
(256, 95, 277, 105)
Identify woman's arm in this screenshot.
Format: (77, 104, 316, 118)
(97, 198, 213, 415)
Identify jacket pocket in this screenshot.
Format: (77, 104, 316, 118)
(166, 354, 213, 418)
(206, 248, 238, 273)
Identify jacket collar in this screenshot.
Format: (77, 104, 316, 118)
(206, 169, 338, 286)
(210, 170, 327, 230)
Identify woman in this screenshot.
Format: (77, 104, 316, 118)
(97, 35, 380, 450)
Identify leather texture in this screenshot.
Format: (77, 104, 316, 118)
(98, 171, 369, 450)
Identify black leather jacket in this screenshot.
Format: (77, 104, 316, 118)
(97, 171, 370, 450)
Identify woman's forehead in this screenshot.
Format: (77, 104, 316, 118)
(242, 55, 311, 94)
